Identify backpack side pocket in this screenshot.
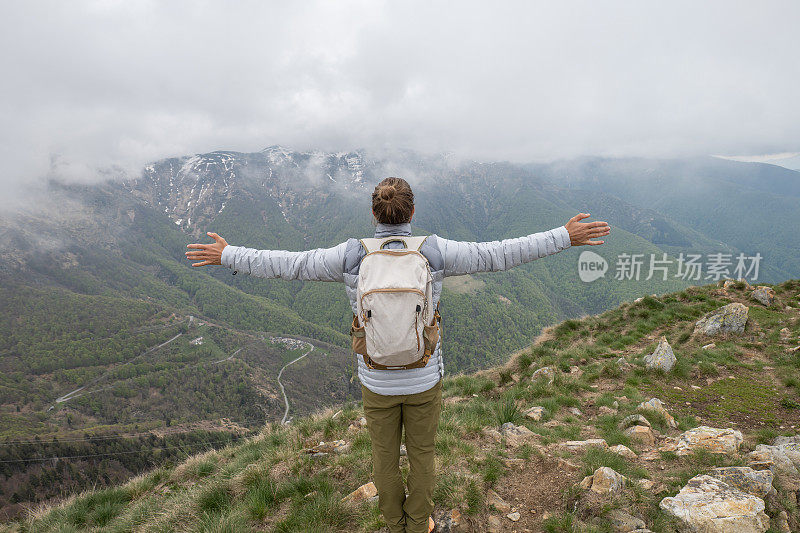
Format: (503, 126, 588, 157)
(350, 314, 367, 355)
(422, 319, 440, 355)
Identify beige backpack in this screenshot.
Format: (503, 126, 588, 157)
(350, 236, 441, 370)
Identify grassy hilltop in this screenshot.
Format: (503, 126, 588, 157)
(4, 278, 800, 532)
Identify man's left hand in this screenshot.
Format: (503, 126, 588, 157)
(565, 213, 610, 246)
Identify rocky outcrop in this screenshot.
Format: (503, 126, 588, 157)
(484, 422, 537, 447)
(532, 366, 556, 384)
(580, 467, 626, 495)
(708, 467, 773, 498)
(616, 357, 632, 372)
(347, 416, 367, 432)
(342, 481, 377, 503)
(747, 435, 800, 476)
(432, 508, 462, 532)
(676, 426, 743, 456)
(487, 489, 511, 513)
(625, 425, 656, 446)
(751, 286, 776, 306)
(500, 422, 534, 440)
(561, 438, 608, 452)
(721, 278, 754, 291)
(694, 303, 749, 335)
(660, 474, 769, 532)
(607, 509, 646, 532)
(619, 414, 651, 429)
(638, 398, 678, 428)
(609, 444, 638, 460)
(524, 406, 545, 421)
(303, 439, 351, 457)
(644, 336, 676, 371)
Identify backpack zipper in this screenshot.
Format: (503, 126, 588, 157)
(359, 287, 426, 317)
(415, 306, 421, 351)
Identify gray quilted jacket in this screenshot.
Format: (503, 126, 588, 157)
(220, 222, 572, 395)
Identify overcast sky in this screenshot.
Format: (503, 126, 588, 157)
(1, 0, 799, 193)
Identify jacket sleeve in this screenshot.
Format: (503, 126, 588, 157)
(220, 241, 348, 282)
(437, 225, 572, 277)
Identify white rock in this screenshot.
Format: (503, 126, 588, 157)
(487, 489, 511, 513)
(751, 286, 775, 306)
(638, 398, 678, 429)
(676, 426, 743, 456)
(609, 444, 638, 460)
(694, 303, 749, 335)
(342, 481, 378, 503)
(619, 414, 651, 429)
(561, 438, 608, 452)
(708, 467, 773, 498)
(660, 474, 768, 533)
(524, 406, 545, 421)
(747, 435, 800, 476)
(498, 422, 536, 447)
(581, 466, 626, 495)
(625, 425, 656, 446)
(644, 336, 676, 372)
(532, 366, 556, 384)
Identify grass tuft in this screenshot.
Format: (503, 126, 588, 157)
(493, 395, 522, 426)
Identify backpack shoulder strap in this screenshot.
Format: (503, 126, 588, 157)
(359, 238, 383, 254)
(360, 235, 429, 254)
(404, 236, 429, 251)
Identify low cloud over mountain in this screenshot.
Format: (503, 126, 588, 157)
(1, 1, 799, 202)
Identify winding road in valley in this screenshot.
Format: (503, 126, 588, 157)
(54, 333, 184, 404)
(277, 342, 314, 424)
(50, 319, 316, 427)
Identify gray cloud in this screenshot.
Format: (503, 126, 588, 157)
(1, 0, 798, 201)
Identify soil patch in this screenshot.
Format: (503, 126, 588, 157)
(488, 454, 581, 531)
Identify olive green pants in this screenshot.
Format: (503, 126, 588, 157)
(361, 379, 442, 533)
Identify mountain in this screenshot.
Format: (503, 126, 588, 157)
(8, 278, 800, 532)
(1, 146, 798, 520)
(528, 156, 800, 281)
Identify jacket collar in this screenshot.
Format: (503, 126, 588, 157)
(374, 222, 412, 238)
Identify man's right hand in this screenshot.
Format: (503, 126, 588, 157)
(185, 232, 228, 266)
